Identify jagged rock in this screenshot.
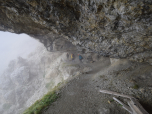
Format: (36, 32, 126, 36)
(45, 69, 59, 79)
(59, 63, 80, 80)
(10, 66, 30, 86)
(53, 38, 76, 52)
(3, 90, 16, 104)
(0, 0, 152, 63)
(0, 46, 65, 114)
(0, 78, 14, 90)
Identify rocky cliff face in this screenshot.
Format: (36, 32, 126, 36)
(0, 45, 94, 114)
(0, 46, 48, 114)
(0, 0, 152, 63)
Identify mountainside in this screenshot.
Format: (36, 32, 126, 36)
(0, 45, 96, 114)
(0, 0, 152, 63)
(0, 46, 47, 114)
(0, 46, 65, 114)
(0, 0, 152, 114)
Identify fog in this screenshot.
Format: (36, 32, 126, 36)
(0, 31, 52, 114)
(0, 31, 42, 75)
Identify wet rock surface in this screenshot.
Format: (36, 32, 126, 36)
(0, 0, 152, 63)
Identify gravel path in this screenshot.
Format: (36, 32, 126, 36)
(43, 57, 152, 114)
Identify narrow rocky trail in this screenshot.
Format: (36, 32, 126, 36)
(42, 57, 152, 114)
(43, 57, 112, 114)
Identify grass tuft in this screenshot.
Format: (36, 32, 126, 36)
(133, 84, 139, 89)
(23, 84, 61, 114)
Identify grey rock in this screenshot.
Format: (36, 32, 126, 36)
(0, 0, 152, 63)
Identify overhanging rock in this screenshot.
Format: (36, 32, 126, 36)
(0, 0, 152, 63)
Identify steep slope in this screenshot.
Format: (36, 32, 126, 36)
(0, 46, 66, 114)
(43, 57, 152, 114)
(0, 1, 152, 113)
(0, 45, 97, 114)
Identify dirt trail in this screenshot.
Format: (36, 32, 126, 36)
(43, 57, 152, 114)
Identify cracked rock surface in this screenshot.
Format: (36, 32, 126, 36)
(0, 0, 152, 63)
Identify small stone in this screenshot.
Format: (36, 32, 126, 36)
(108, 100, 111, 104)
(139, 88, 145, 93)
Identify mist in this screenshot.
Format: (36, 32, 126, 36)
(0, 31, 43, 75)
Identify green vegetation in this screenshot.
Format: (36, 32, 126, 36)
(109, 99, 114, 102)
(23, 84, 61, 114)
(133, 84, 139, 89)
(119, 104, 123, 107)
(99, 75, 105, 78)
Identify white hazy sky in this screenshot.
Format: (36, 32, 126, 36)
(0, 31, 43, 75)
